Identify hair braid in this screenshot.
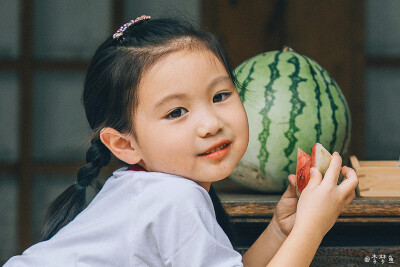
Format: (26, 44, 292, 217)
(41, 137, 111, 241)
(77, 138, 111, 187)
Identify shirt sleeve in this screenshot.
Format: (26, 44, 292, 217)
(153, 186, 244, 267)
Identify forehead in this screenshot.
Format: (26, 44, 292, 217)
(143, 49, 225, 80)
(137, 49, 228, 105)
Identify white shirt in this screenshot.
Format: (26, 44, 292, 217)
(5, 168, 243, 266)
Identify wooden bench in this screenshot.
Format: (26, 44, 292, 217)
(220, 194, 400, 266)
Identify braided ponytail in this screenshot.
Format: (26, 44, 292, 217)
(41, 137, 111, 241)
(76, 138, 111, 188)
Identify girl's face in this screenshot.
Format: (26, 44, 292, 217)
(131, 49, 249, 190)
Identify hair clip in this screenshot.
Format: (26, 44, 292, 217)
(113, 15, 151, 39)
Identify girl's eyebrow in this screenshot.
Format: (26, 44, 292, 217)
(207, 75, 231, 91)
(155, 75, 231, 107)
(156, 93, 187, 107)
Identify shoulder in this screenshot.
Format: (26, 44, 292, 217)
(111, 168, 214, 214)
(142, 171, 214, 214)
(156, 173, 210, 202)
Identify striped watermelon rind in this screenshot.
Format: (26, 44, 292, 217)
(230, 50, 352, 193)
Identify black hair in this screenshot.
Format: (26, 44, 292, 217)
(41, 17, 238, 245)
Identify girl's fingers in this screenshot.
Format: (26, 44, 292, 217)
(282, 175, 297, 198)
(307, 167, 323, 189)
(288, 174, 296, 188)
(344, 190, 356, 206)
(338, 166, 359, 196)
(321, 152, 342, 185)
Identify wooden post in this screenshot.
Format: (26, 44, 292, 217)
(18, 0, 34, 251)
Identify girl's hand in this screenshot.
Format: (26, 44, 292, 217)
(293, 152, 358, 239)
(273, 174, 298, 237)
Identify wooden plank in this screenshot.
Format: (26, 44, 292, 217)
(231, 217, 400, 224)
(32, 159, 124, 176)
(112, 0, 124, 31)
(0, 163, 18, 174)
(6, 39, 400, 74)
(368, 57, 400, 67)
(235, 246, 400, 266)
(0, 59, 88, 71)
(336, 197, 400, 218)
(0, 60, 21, 70)
(33, 162, 83, 174)
(311, 247, 400, 266)
(340, 217, 398, 224)
(0, 160, 122, 176)
(359, 161, 399, 167)
(351, 156, 398, 168)
(18, 0, 33, 252)
(220, 194, 400, 220)
(351, 157, 400, 196)
(34, 60, 89, 70)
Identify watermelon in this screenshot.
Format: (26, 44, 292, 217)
(296, 143, 332, 197)
(230, 48, 351, 193)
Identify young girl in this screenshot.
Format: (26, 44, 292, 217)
(5, 15, 358, 266)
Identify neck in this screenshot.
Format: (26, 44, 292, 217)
(196, 182, 211, 192)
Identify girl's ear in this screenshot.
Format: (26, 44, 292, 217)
(100, 127, 142, 164)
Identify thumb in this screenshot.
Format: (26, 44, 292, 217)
(282, 174, 297, 198)
(307, 167, 323, 189)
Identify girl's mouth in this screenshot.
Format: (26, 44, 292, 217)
(198, 142, 231, 160)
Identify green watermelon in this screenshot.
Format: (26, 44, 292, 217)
(230, 49, 352, 193)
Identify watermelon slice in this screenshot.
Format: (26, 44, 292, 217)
(311, 143, 332, 175)
(295, 148, 312, 197)
(295, 143, 332, 197)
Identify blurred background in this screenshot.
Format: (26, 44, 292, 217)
(0, 0, 399, 263)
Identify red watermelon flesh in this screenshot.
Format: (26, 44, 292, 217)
(296, 148, 311, 196)
(297, 148, 311, 173)
(296, 143, 332, 197)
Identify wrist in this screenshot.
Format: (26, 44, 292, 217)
(292, 221, 325, 243)
(270, 216, 288, 242)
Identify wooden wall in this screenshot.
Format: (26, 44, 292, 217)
(202, 0, 365, 159)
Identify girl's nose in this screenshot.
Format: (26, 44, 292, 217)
(197, 111, 224, 137)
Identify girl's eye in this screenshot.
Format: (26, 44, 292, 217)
(167, 107, 187, 119)
(213, 92, 231, 103)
